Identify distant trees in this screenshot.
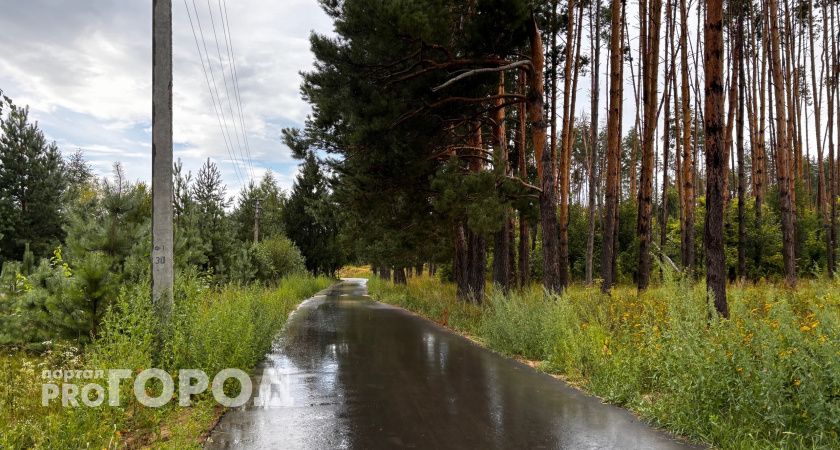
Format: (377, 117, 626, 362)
(283, 154, 344, 275)
(0, 91, 311, 345)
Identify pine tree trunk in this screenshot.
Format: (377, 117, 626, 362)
(828, 1, 838, 276)
(660, 0, 673, 276)
(767, 0, 797, 287)
(559, 0, 579, 289)
(394, 266, 407, 285)
(465, 124, 488, 300)
(602, 0, 624, 293)
(810, 3, 830, 274)
(585, 0, 601, 286)
(704, 0, 728, 316)
(467, 228, 486, 302)
(736, 13, 747, 281)
(754, 14, 767, 273)
(517, 69, 530, 287)
(723, 28, 738, 208)
(528, 18, 561, 292)
(637, 0, 661, 290)
(454, 223, 469, 298)
(679, 0, 695, 275)
(492, 73, 512, 291)
(529, 16, 562, 293)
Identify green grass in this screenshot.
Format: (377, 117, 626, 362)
(367, 275, 840, 449)
(0, 273, 332, 449)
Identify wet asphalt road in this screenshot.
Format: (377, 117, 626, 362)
(206, 279, 702, 449)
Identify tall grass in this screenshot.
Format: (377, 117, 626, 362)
(366, 276, 481, 335)
(0, 273, 332, 449)
(368, 276, 840, 449)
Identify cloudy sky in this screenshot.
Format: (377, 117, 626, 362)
(0, 0, 333, 195)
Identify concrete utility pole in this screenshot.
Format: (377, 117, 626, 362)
(152, 0, 174, 325)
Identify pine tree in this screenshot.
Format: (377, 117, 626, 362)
(704, 0, 728, 316)
(0, 102, 67, 262)
(173, 159, 209, 270)
(283, 154, 343, 275)
(602, 0, 625, 293)
(193, 158, 233, 280)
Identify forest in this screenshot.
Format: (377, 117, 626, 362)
(288, 0, 839, 448)
(290, 0, 840, 307)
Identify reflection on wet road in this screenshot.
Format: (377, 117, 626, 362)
(206, 279, 701, 449)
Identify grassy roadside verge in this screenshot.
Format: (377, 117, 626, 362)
(0, 274, 332, 449)
(367, 275, 840, 449)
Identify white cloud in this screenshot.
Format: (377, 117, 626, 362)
(0, 0, 333, 194)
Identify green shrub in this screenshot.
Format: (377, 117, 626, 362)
(251, 236, 306, 284)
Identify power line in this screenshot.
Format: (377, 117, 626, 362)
(184, 0, 245, 186)
(206, 0, 253, 181)
(219, 0, 256, 180)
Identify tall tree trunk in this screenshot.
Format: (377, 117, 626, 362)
(767, 0, 797, 287)
(736, 11, 747, 281)
(585, 0, 602, 286)
(549, 0, 558, 196)
(467, 124, 487, 300)
(723, 26, 737, 207)
(637, 0, 661, 290)
(466, 228, 486, 302)
(679, 0, 695, 275)
(558, 0, 576, 289)
(810, 1, 830, 274)
(393, 266, 407, 285)
(673, 22, 683, 259)
(602, 0, 624, 293)
(530, 15, 562, 293)
(492, 73, 512, 291)
(517, 69, 530, 286)
(755, 7, 768, 272)
(704, 0, 728, 316)
(783, 0, 800, 191)
(660, 0, 673, 276)
(559, 1, 585, 288)
(829, 1, 838, 276)
(454, 223, 468, 297)
(628, 2, 642, 205)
